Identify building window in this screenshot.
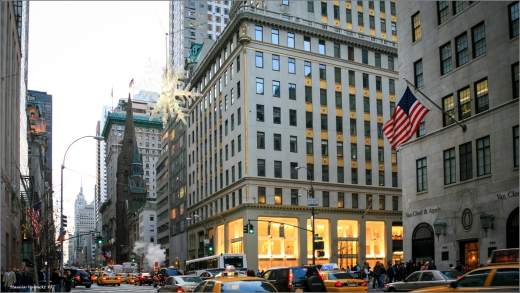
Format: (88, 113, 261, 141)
(364, 121, 371, 137)
(274, 161, 282, 178)
(273, 107, 281, 124)
(336, 116, 343, 133)
(442, 95, 455, 126)
(338, 167, 344, 183)
(237, 108, 241, 125)
(509, 2, 519, 38)
(362, 50, 368, 64)
(321, 114, 328, 130)
(363, 74, 369, 89)
(366, 169, 372, 185)
(322, 165, 329, 182)
(437, 1, 450, 25)
(381, 19, 386, 32)
(290, 136, 297, 153)
(416, 120, 425, 137)
(288, 32, 295, 48)
(514, 126, 519, 167)
(392, 172, 398, 187)
(378, 147, 384, 162)
(306, 112, 313, 128)
(289, 109, 297, 126)
(476, 136, 491, 176)
(475, 78, 489, 113)
(319, 64, 326, 80)
(460, 142, 473, 181)
(458, 87, 471, 120)
(320, 89, 327, 106)
(346, 8, 352, 23)
(365, 146, 372, 161)
(388, 57, 394, 71)
(392, 196, 398, 211)
(238, 135, 242, 152)
(306, 138, 313, 154)
(369, 15, 375, 29)
(379, 195, 385, 209)
(351, 143, 357, 159)
(291, 189, 299, 205)
(255, 25, 263, 41)
(282, 1, 289, 6)
(272, 54, 280, 71)
(455, 33, 469, 67)
(338, 192, 344, 207)
(323, 191, 330, 206)
(321, 140, 328, 156)
(307, 164, 314, 181)
(305, 86, 312, 103)
(412, 12, 421, 42)
(390, 102, 395, 115)
(256, 51, 263, 68)
(304, 36, 311, 51)
(376, 76, 382, 91)
(352, 193, 358, 208)
(414, 59, 423, 88)
(335, 92, 342, 108)
(319, 40, 326, 54)
(307, 1, 314, 12)
(321, 2, 327, 16)
(334, 43, 340, 58)
(337, 141, 343, 158)
(350, 119, 357, 135)
(271, 29, 279, 44)
(256, 78, 264, 95)
(348, 70, 355, 86)
(389, 79, 395, 94)
(440, 42, 452, 75)
(257, 132, 265, 149)
(258, 187, 266, 203)
(257, 159, 266, 177)
(376, 100, 383, 115)
(288, 58, 295, 74)
(472, 22, 486, 58)
(358, 12, 364, 26)
(444, 148, 456, 185)
(379, 171, 385, 186)
(257, 104, 264, 121)
(272, 80, 280, 97)
(334, 5, 340, 19)
(513, 63, 519, 99)
(352, 168, 358, 184)
(349, 94, 356, 110)
(375, 53, 381, 67)
(417, 157, 428, 192)
(274, 134, 282, 151)
(334, 67, 341, 84)
(289, 83, 296, 100)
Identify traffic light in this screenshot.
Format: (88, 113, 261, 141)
(243, 224, 248, 233)
(316, 251, 325, 257)
(62, 215, 68, 227)
(248, 224, 254, 234)
(132, 257, 136, 262)
(96, 236, 104, 244)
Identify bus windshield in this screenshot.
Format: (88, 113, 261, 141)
(223, 256, 244, 268)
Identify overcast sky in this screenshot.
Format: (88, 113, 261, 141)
(28, 1, 169, 233)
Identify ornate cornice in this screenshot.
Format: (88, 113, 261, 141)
(101, 112, 163, 138)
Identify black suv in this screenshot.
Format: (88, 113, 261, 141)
(260, 266, 326, 292)
(70, 270, 93, 288)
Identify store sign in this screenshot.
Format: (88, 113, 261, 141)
(405, 206, 442, 218)
(496, 190, 519, 200)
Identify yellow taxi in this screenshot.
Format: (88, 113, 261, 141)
(320, 270, 368, 292)
(117, 273, 130, 283)
(97, 271, 122, 286)
(90, 271, 99, 282)
(192, 271, 277, 292)
(127, 273, 139, 284)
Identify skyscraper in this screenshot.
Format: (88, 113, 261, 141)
(28, 90, 53, 187)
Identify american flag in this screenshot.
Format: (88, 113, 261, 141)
(383, 87, 430, 149)
(129, 78, 134, 88)
(26, 202, 44, 236)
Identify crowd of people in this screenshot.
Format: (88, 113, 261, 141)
(0, 267, 73, 292)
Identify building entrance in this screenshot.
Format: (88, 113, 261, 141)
(507, 207, 519, 249)
(411, 223, 434, 264)
(459, 239, 479, 271)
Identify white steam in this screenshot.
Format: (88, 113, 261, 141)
(133, 241, 166, 271)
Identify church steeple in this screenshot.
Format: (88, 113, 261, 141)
(132, 145, 142, 177)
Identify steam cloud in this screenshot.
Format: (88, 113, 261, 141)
(133, 241, 166, 271)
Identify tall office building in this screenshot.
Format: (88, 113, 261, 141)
(74, 186, 96, 260)
(183, 1, 403, 271)
(28, 90, 53, 187)
(397, 1, 519, 269)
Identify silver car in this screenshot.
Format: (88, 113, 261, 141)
(383, 270, 453, 292)
(157, 276, 202, 292)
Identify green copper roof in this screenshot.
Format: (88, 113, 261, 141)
(101, 112, 163, 138)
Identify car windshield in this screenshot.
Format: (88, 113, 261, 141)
(105, 273, 117, 276)
(79, 271, 90, 276)
(219, 280, 277, 292)
(441, 270, 462, 280)
(293, 267, 319, 279)
(328, 272, 355, 280)
(456, 269, 491, 287)
(177, 276, 202, 283)
(119, 273, 128, 277)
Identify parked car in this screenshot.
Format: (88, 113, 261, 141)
(193, 272, 277, 292)
(157, 276, 203, 292)
(383, 270, 460, 292)
(320, 270, 367, 292)
(135, 272, 154, 286)
(71, 270, 93, 288)
(260, 265, 326, 292)
(97, 271, 121, 286)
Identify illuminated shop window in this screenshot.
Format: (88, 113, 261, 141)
(337, 220, 359, 269)
(227, 218, 244, 253)
(216, 224, 224, 254)
(307, 219, 330, 264)
(258, 217, 299, 270)
(392, 226, 403, 240)
(365, 221, 385, 268)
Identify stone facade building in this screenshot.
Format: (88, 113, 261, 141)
(396, 1, 519, 269)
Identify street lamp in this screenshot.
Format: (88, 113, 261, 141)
(295, 166, 316, 265)
(60, 135, 104, 275)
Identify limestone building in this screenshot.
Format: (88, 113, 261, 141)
(184, 0, 403, 271)
(396, 1, 519, 269)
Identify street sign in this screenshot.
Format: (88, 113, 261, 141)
(307, 198, 319, 207)
(204, 239, 210, 244)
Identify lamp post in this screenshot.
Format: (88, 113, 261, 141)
(295, 166, 316, 265)
(60, 135, 104, 275)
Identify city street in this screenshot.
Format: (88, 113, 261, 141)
(70, 283, 158, 293)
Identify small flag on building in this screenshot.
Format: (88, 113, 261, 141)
(383, 86, 430, 149)
(26, 202, 44, 235)
(129, 78, 134, 88)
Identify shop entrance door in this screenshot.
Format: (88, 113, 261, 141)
(459, 239, 479, 272)
(507, 207, 519, 249)
(411, 223, 434, 264)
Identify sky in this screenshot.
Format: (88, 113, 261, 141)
(28, 1, 170, 232)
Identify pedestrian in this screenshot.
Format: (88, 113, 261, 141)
(50, 268, 62, 293)
(19, 267, 34, 292)
(372, 261, 383, 290)
(256, 270, 261, 277)
(455, 260, 464, 273)
(60, 271, 72, 292)
(4, 267, 15, 292)
(428, 259, 437, 270)
(420, 261, 428, 270)
(247, 269, 255, 277)
(386, 261, 395, 283)
(379, 263, 386, 286)
(1, 269, 6, 292)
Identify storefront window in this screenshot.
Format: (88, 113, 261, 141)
(337, 220, 359, 269)
(392, 226, 403, 240)
(366, 221, 385, 268)
(307, 219, 330, 264)
(216, 225, 224, 254)
(258, 217, 299, 270)
(227, 219, 243, 253)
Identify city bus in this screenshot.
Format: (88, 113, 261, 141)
(185, 254, 247, 276)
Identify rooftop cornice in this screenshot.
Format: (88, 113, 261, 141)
(101, 112, 163, 138)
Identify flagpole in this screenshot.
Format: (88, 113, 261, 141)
(403, 78, 467, 132)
